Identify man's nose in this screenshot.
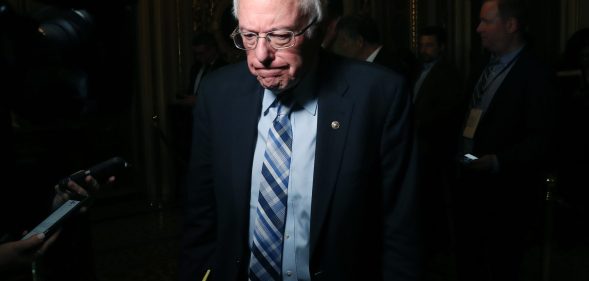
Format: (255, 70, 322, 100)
(254, 37, 274, 65)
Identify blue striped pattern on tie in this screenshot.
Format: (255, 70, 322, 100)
(249, 101, 293, 281)
(472, 57, 500, 107)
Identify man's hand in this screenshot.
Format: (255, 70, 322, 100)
(0, 232, 59, 271)
(463, 154, 499, 173)
(52, 175, 115, 212)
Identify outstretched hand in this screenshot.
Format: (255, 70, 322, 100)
(0, 231, 60, 271)
(463, 154, 498, 173)
(52, 175, 115, 211)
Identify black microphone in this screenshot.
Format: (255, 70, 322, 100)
(57, 156, 130, 188)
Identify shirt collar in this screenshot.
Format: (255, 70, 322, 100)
(366, 45, 383, 63)
(496, 45, 524, 65)
(422, 59, 438, 71)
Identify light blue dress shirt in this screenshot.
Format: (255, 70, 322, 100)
(249, 74, 318, 281)
(413, 59, 438, 102)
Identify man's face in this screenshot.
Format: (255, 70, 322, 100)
(331, 31, 362, 59)
(238, 0, 318, 92)
(193, 44, 217, 65)
(417, 35, 442, 63)
(476, 1, 512, 55)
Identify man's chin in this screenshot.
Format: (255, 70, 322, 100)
(258, 77, 285, 91)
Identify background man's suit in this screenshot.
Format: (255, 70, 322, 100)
(412, 59, 463, 253)
(180, 52, 420, 281)
(454, 49, 558, 281)
(413, 60, 463, 146)
(372, 46, 417, 80)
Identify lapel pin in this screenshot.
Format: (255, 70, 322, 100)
(331, 121, 341, 130)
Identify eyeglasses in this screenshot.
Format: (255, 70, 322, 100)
(230, 17, 317, 50)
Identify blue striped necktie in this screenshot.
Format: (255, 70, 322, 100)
(249, 99, 293, 281)
(472, 57, 501, 107)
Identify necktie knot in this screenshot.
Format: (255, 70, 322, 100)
(472, 57, 502, 107)
(274, 95, 295, 118)
(487, 57, 502, 73)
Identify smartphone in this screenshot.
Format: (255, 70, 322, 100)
(461, 153, 478, 164)
(464, 154, 478, 160)
(21, 198, 87, 240)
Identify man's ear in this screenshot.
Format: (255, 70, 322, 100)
(505, 17, 519, 34)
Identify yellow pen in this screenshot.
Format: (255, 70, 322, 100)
(201, 269, 211, 281)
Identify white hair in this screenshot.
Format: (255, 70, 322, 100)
(232, 0, 327, 38)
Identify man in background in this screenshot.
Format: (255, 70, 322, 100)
(170, 32, 228, 177)
(331, 13, 416, 78)
(183, 32, 228, 103)
(412, 25, 463, 262)
(454, 0, 558, 280)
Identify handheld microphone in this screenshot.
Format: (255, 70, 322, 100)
(57, 156, 130, 188)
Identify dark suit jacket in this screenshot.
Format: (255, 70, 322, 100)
(373, 46, 417, 80)
(414, 59, 464, 157)
(187, 57, 228, 97)
(459, 49, 558, 206)
(412, 60, 464, 227)
(180, 52, 420, 281)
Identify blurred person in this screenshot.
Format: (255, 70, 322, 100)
(181, 32, 228, 104)
(412, 25, 463, 259)
(319, 0, 343, 51)
(170, 32, 228, 176)
(179, 0, 420, 280)
(331, 13, 416, 78)
(454, 0, 558, 280)
(552, 28, 589, 247)
(188, 32, 228, 96)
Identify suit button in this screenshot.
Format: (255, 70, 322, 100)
(286, 271, 293, 276)
(236, 258, 241, 264)
(331, 121, 341, 130)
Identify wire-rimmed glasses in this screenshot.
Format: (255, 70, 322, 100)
(230, 17, 317, 50)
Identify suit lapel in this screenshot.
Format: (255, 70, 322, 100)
(230, 78, 264, 239)
(415, 61, 443, 105)
(309, 58, 353, 256)
(482, 53, 524, 123)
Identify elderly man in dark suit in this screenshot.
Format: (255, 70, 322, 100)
(455, 0, 558, 280)
(179, 0, 420, 280)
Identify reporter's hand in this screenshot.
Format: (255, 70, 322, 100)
(52, 175, 115, 212)
(0, 232, 59, 271)
(463, 154, 498, 173)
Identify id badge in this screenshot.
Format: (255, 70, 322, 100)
(463, 108, 483, 139)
